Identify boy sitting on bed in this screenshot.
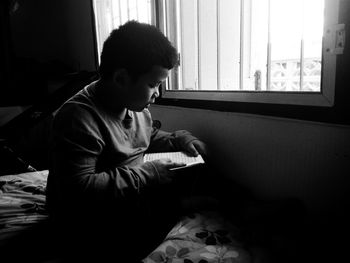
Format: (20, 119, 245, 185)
(46, 20, 207, 262)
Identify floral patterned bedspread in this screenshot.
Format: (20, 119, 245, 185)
(143, 211, 251, 263)
(0, 170, 49, 244)
(0, 171, 252, 263)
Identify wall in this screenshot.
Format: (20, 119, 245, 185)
(0, 106, 28, 127)
(0, 0, 97, 117)
(10, 0, 96, 72)
(150, 105, 350, 224)
(58, 0, 97, 72)
(10, 0, 69, 66)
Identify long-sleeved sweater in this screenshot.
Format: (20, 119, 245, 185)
(46, 81, 198, 219)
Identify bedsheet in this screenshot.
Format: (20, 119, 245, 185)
(0, 170, 49, 244)
(0, 170, 252, 263)
(143, 211, 251, 263)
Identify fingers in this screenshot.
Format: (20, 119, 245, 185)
(163, 159, 186, 169)
(168, 162, 187, 170)
(151, 159, 186, 182)
(186, 143, 199, 157)
(155, 158, 186, 169)
(170, 162, 187, 168)
(185, 140, 209, 157)
(196, 141, 208, 156)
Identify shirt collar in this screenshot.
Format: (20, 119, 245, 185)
(89, 81, 130, 121)
(122, 110, 133, 129)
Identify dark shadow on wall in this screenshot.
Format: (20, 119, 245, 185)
(0, 71, 97, 173)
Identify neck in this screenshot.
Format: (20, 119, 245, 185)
(94, 79, 127, 119)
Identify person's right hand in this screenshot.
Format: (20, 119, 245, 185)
(151, 158, 186, 183)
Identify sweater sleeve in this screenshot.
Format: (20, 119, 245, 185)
(147, 124, 199, 153)
(48, 106, 161, 210)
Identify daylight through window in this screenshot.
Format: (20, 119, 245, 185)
(92, 0, 341, 106)
(162, 0, 324, 93)
(93, 0, 153, 60)
(158, 0, 341, 107)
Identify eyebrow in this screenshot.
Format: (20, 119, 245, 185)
(150, 81, 162, 86)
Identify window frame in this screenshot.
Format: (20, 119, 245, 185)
(156, 0, 342, 108)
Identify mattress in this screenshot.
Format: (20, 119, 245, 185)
(143, 211, 251, 263)
(0, 170, 49, 244)
(0, 170, 252, 262)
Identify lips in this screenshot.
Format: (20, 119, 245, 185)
(144, 99, 155, 109)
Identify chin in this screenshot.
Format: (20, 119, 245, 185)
(128, 103, 151, 112)
(141, 104, 151, 110)
(132, 107, 147, 112)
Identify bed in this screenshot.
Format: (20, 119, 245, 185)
(0, 170, 48, 244)
(142, 211, 251, 263)
(0, 169, 252, 263)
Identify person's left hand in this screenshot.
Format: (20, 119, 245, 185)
(185, 140, 208, 157)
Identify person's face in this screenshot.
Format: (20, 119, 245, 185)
(122, 65, 169, 112)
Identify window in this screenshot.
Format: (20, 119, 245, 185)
(92, 0, 155, 61)
(158, 0, 344, 107)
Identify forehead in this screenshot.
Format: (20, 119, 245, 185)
(143, 65, 169, 82)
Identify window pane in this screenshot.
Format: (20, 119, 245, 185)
(243, 0, 269, 91)
(302, 0, 324, 92)
(163, 0, 324, 93)
(93, 0, 152, 58)
(166, 0, 241, 91)
(165, 0, 198, 91)
(270, 0, 304, 91)
(251, 0, 324, 92)
(197, 0, 218, 90)
(218, 0, 241, 90)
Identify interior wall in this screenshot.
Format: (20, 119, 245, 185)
(9, 0, 96, 72)
(59, 0, 97, 72)
(150, 105, 350, 224)
(10, 0, 70, 66)
(0, 106, 28, 126)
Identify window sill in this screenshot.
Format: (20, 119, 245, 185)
(161, 90, 334, 107)
(155, 97, 350, 126)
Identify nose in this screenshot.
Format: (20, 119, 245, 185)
(153, 86, 160, 98)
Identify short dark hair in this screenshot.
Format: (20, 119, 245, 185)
(99, 20, 179, 80)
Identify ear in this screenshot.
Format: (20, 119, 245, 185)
(112, 69, 130, 87)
